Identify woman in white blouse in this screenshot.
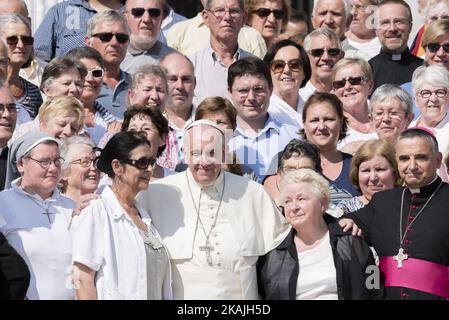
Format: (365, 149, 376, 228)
(0, 131, 76, 300)
(257, 168, 382, 300)
(72, 131, 172, 300)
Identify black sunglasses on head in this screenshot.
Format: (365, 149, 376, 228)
(130, 7, 162, 18)
(427, 43, 449, 54)
(122, 157, 157, 170)
(252, 8, 284, 19)
(6, 35, 34, 46)
(309, 48, 341, 58)
(91, 32, 129, 44)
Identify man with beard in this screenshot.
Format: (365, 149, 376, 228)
(121, 0, 176, 74)
(369, 0, 423, 90)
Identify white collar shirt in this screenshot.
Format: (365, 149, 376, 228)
(0, 179, 75, 300)
(72, 186, 172, 300)
(298, 80, 318, 103)
(268, 93, 304, 127)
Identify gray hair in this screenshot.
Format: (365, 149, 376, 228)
(312, 0, 350, 18)
(206, 0, 244, 10)
(86, 10, 130, 37)
(332, 57, 373, 82)
(412, 64, 449, 93)
(60, 135, 95, 172)
(279, 168, 330, 210)
(303, 28, 342, 51)
(130, 64, 168, 91)
(369, 83, 413, 116)
(0, 13, 31, 35)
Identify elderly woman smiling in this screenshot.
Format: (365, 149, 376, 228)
(257, 168, 382, 300)
(410, 64, 449, 154)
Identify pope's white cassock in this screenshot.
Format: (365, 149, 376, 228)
(136, 169, 290, 300)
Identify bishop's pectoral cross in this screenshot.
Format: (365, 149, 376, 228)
(394, 247, 408, 268)
(199, 241, 215, 266)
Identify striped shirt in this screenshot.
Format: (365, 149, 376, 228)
(33, 0, 125, 61)
(17, 78, 43, 120)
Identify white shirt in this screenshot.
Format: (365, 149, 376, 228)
(296, 232, 338, 300)
(298, 81, 318, 104)
(337, 127, 378, 150)
(0, 179, 75, 300)
(268, 94, 303, 127)
(347, 37, 382, 60)
(72, 186, 172, 300)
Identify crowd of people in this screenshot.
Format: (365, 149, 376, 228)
(0, 0, 449, 301)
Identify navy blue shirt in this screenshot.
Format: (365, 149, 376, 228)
(326, 152, 359, 205)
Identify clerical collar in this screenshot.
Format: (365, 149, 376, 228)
(407, 175, 440, 195)
(186, 168, 224, 192)
(380, 49, 410, 61)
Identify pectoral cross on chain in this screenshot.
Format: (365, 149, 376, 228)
(43, 208, 53, 223)
(199, 241, 215, 266)
(394, 247, 408, 268)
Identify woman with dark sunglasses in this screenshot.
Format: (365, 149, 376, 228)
(331, 57, 378, 155)
(0, 14, 42, 125)
(72, 131, 172, 300)
(263, 39, 311, 127)
(245, 0, 291, 49)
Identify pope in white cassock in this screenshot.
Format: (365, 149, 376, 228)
(136, 120, 290, 299)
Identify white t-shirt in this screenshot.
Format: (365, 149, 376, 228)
(296, 231, 338, 300)
(268, 94, 303, 127)
(0, 180, 76, 300)
(347, 37, 382, 60)
(298, 81, 317, 104)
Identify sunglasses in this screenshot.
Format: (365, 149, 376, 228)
(6, 35, 34, 46)
(87, 67, 104, 78)
(271, 59, 303, 73)
(122, 157, 157, 170)
(91, 32, 129, 44)
(309, 48, 341, 58)
(252, 8, 284, 19)
(129, 7, 162, 18)
(332, 76, 367, 89)
(426, 43, 449, 54)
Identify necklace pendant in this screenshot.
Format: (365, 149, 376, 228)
(393, 247, 408, 268)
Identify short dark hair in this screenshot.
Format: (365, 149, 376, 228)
(279, 139, 322, 173)
(121, 104, 169, 157)
(227, 57, 273, 91)
(398, 127, 439, 154)
(263, 39, 311, 88)
(300, 92, 348, 141)
(379, 0, 413, 22)
(96, 131, 151, 179)
(65, 46, 105, 69)
(41, 57, 87, 92)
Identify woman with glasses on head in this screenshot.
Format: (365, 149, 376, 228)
(65, 47, 117, 146)
(245, 0, 291, 49)
(72, 131, 172, 300)
(331, 57, 378, 154)
(0, 14, 42, 125)
(59, 136, 101, 215)
(0, 131, 76, 299)
(263, 39, 311, 127)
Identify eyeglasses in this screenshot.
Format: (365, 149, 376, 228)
(206, 7, 242, 20)
(350, 4, 366, 13)
(122, 157, 157, 170)
(129, 7, 162, 18)
(308, 48, 341, 58)
(70, 157, 96, 168)
(6, 35, 34, 46)
(233, 85, 268, 97)
(426, 43, 449, 54)
(418, 89, 448, 99)
(86, 67, 104, 79)
(372, 110, 404, 121)
(252, 8, 284, 19)
(25, 156, 64, 169)
(379, 18, 410, 29)
(332, 76, 367, 89)
(270, 59, 303, 73)
(91, 32, 129, 44)
(0, 103, 19, 113)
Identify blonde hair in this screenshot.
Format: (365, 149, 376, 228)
(39, 96, 84, 132)
(279, 168, 330, 210)
(331, 57, 373, 82)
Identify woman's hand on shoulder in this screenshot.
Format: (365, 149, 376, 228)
(338, 218, 362, 237)
(73, 193, 101, 216)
